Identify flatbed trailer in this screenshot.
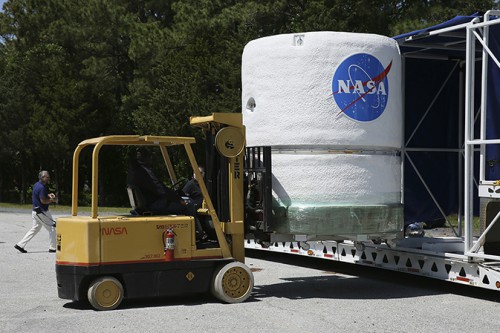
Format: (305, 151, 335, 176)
(245, 238, 500, 291)
(244, 10, 500, 293)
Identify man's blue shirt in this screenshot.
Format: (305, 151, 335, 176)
(32, 181, 49, 211)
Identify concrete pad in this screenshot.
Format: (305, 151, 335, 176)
(1, 209, 500, 332)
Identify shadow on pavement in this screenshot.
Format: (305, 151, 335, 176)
(63, 293, 217, 311)
(247, 249, 500, 303)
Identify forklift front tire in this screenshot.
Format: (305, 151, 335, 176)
(87, 276, 124, 311)
(211, 261, 254, 303)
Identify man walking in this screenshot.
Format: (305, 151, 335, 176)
(14, 170, 57, 253)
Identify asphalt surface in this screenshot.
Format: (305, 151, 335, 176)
(2, 209, 500, 333)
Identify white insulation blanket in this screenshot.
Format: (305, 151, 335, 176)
(271, 153, 401, 207)
(242, 31, 402, 149)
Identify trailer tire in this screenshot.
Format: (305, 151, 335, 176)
(211, 262, 254, 303)
(87, 276, 124, 311)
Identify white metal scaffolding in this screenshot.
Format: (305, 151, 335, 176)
(464, 10, 500, 260)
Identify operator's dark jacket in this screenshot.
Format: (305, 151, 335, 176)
(182, 179, 203, 208)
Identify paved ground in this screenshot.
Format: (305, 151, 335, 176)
(2, 210, 500, 333)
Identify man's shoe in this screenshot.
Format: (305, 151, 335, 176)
(48, 249, 56, 253)
(14, 245, 27, 253)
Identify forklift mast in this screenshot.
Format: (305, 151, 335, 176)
(244, 146, 273, 238)
(190, 113, 246, 262)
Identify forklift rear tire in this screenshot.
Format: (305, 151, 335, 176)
(87, 276, 124, 311)
(211, 262, 254, 303)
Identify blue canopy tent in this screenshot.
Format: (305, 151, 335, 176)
(393, 12, 500, 231)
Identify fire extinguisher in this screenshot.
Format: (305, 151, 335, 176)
(163, 226, 175, 261)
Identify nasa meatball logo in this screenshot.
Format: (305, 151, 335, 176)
(332, 53, 392, 122)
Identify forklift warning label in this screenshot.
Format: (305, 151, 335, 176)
(156, 223, 187, 230)
(332, 53, 392, 122)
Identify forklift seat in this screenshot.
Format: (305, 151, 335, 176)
(127, 185, 151, 216)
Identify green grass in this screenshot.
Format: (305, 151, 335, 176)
(0, 202, 484, 236)
(0, 202, 131, 215)
(442, 214, 481, 236)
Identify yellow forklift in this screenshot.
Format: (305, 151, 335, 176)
(55, 113, 253, 310)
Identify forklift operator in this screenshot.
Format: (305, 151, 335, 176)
(182, 166, 205, 209)
(127, 148, 207, 241)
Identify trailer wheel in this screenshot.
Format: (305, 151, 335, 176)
(211, 262, 254, 303)
(87, 276, 124, 311)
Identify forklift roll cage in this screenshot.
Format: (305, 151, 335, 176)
(69, 112, 246, 262)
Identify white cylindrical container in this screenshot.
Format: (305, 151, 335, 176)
(242, 32, 403, 240)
